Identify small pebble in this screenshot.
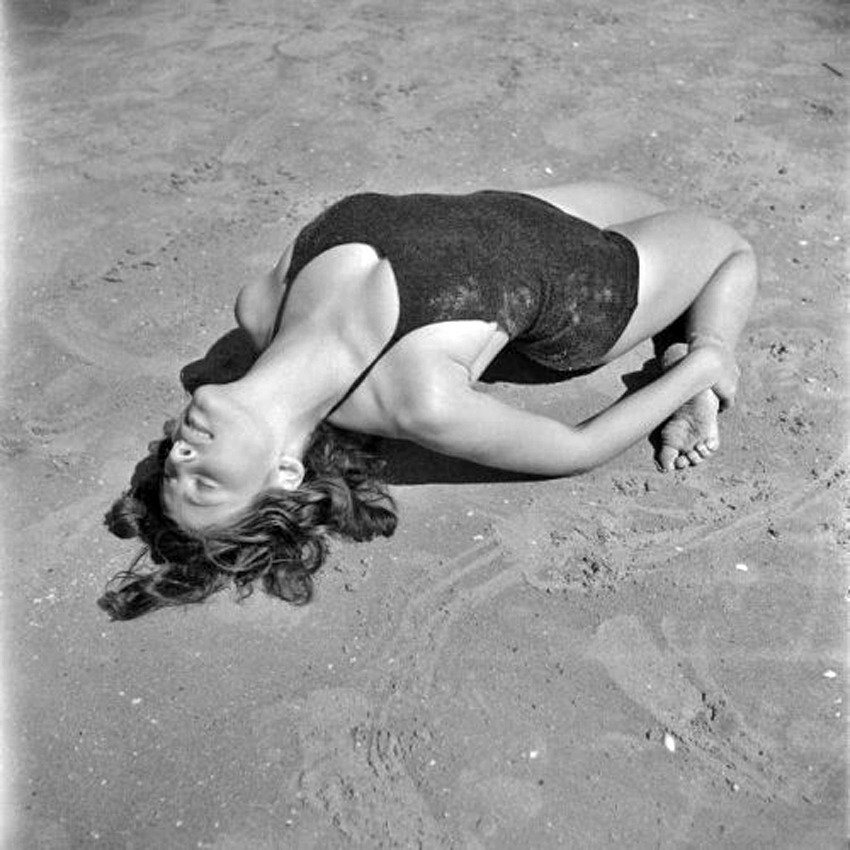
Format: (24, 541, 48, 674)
(664, 733, 676, 753)
(735, 563, 748, 572)
(823, 669, 837, 679)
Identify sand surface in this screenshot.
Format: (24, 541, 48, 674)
(3, 0, 847, 847)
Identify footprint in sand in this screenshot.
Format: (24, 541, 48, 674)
(455, 768, 544, 840)
(36, 302, 173, 378)
(587, 614, 790, 801)
(296, 687, 450, 847)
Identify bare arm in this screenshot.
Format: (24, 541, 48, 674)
(401, 346, 724, 476)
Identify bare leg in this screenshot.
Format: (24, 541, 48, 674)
(524, 185, 757, 471)
(524, 181, 669, 228)
(605, 212, 758, 471)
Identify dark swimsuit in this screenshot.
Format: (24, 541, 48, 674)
(284, 190, 639, 371)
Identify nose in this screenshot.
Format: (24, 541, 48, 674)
(169, 439, 196, 462)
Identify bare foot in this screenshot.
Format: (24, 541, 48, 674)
(657, 388, 720, 472)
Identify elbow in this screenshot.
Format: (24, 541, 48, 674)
(559, 425, 606, 477)
(556, 457, 596, 478)
(563, 461, 594, 478)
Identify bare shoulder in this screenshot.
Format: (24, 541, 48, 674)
(328, 320, 508, 437)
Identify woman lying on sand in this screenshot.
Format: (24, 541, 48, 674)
(100, 181, 757, 619)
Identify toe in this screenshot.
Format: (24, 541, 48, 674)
(686, 450, 703, 465)
(657, 445, 679, 472)
(674, 454, 688, 469)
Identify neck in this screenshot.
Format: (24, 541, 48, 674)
(228, 328, 358, 457)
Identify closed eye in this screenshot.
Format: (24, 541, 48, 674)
(182, 478, 224, 509)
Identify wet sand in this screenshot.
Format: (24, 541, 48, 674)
(3, 0, 847, 847)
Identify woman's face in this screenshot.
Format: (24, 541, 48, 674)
(160, 385, 283, 530)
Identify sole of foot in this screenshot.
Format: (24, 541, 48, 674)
(656, 388, 720, 472)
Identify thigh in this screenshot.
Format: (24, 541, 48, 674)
(523, 181, 668, 229)
(602, 211, 749, 360)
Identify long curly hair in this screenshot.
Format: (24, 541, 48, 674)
(99, 422, 397, 620)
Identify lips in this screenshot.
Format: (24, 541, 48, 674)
(182, 408, 214, 441)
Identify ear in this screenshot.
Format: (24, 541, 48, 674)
(273, 456, 305, 491)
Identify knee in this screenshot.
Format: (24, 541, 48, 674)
(709, 215, 754, 260)
(699, 216, 758, 291)
(725, 224, 755, 265)
(726, 233, 758, 295)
